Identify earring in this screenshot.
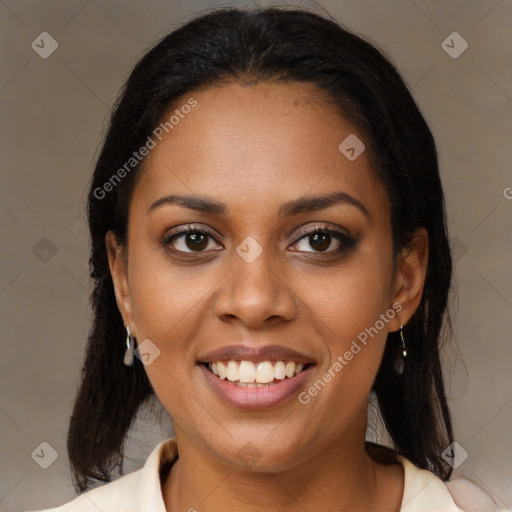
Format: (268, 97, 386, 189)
(123, 325, 135, 366)
(399, 324, 407, 358)
(394, 324, 407, 375)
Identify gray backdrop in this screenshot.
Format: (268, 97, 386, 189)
(1, 0, 511, 510)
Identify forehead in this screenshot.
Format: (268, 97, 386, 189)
(131, 81, 389, 222)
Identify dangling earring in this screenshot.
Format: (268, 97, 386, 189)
(123, 325, 135, 366)
(400, 324, 407, 358)
(394, 324, 407, 375)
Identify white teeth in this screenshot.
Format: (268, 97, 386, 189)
(285, 362, 296, 378)
(217, 361, 227, 380)
(208, 359, 308, 383)
(256, 361, 275, 383)
(238, 361, 256, 383)
(226, 361, 238, 381)
(274, 361, 286, 380)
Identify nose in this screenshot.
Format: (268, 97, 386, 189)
(213, 248, 298, 329)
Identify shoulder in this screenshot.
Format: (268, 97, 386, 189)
(445, 476, 509, 512)
(397, 455, 508, 512)
(18, 470, 142, 512)
(18, 438, 178, 512)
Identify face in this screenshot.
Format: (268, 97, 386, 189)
(107, 81, 427, 471)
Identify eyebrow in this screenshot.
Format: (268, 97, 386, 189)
(148, 191, 370, 219)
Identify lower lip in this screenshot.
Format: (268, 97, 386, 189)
(199, 364, 314, 411)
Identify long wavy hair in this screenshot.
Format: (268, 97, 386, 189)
(67, 5, 455, 492)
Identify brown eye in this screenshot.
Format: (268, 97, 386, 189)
(292, 227, 356, 254)
(163, 225, 222, 254)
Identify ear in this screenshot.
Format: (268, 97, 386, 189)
(388, 227, 429, 332)
(105, 230, 136, 335)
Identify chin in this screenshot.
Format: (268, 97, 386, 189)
(211, 429, 309, 472)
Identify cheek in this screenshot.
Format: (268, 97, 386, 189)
(306, 238, 394, 345)
(297, 239, 394, 413)
(128, 241, 212, 337)
(125, 246, 205, 387)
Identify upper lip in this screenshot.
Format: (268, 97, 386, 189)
(197, 344, 317, 364)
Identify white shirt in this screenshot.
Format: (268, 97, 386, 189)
(21, 438, 507, 512)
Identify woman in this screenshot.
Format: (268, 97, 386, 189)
(23, 6, 506, 512)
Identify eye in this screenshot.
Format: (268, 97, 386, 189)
(291, 226, 356, 254)
(162, 224, 222, 254)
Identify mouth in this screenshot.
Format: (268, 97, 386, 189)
(197, 344, 316, 410)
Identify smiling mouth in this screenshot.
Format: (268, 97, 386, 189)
(203, 360, 313, 387)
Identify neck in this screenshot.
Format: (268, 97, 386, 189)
(162, 420, 403, 512)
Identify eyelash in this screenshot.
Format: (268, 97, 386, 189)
(161, 223, 357, 258)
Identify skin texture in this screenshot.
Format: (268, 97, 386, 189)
(106, 81, 428, 511)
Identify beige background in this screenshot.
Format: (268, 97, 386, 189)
(1, 0, 511, 510)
